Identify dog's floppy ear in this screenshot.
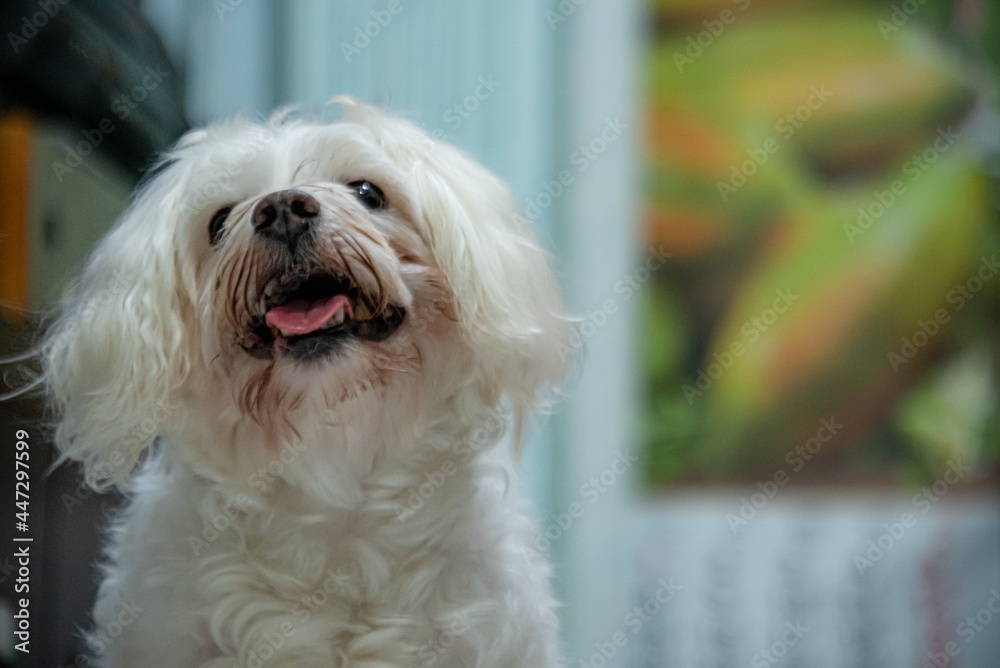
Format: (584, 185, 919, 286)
(415, 142, 572, 399)
(43, 160, 192, 490)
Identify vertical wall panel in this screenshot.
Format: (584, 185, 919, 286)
(552, 0, 641, 661)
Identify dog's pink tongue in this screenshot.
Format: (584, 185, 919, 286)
(265, 295, 352, 334)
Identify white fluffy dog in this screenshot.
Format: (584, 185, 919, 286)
(42, 97, 570, 667)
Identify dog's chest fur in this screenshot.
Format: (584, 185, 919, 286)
(88, 447, 560, 667)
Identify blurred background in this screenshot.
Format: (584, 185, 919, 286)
(0, 0, 998, 666)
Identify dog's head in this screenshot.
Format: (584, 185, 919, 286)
(43, 97, 569, 495)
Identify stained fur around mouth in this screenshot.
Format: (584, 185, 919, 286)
(239, 267, 406, 360)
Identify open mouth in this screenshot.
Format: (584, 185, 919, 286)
(241, 272, 405, 360)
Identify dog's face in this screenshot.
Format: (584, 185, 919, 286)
(192, 117, 453, 417)
(43, 97, 569, 493)
(214, 182, 414, 364)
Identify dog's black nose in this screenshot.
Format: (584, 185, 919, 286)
(252, 189, 319, 251)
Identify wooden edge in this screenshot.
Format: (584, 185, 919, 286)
(0, 112, 35, 327)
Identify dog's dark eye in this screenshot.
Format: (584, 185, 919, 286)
(348, 180, 386, 210)
(208, 206, 232, 246)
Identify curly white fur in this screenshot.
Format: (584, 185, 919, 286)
(42, 97, 570, 667)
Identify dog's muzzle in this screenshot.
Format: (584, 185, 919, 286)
(235, 189, 406, 362)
